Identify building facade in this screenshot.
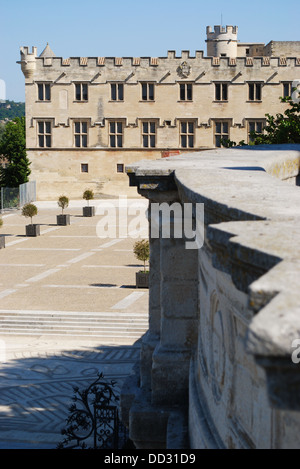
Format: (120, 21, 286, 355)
(18, 26, 300, 199)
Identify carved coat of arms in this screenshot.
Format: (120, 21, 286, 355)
(177, 61, 191, 78)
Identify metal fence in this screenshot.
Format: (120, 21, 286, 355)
(0, 181, 36, 212)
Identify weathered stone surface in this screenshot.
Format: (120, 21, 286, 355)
(121, 145, 300, 448)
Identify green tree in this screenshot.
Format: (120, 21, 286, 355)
(0, 117, 31, 187)
(133, 239, 150, 273)
(250, 97, 300, 145)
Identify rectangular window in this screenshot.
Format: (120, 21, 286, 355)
(117, 164, 124, 173)
(283, 82, 292, 98)
(109, 121, 123, 148)
(81, 164, 88, 173)
(111, 83, 124, 101)
(142, 121, 156, 148)
(214, 121, 229, 147)
(38, 121, 51, 148)
(141, 83, 154, 101)
(180, 121, 195, 148)
(38, 83, 51, 101)
(248, 120, 264, 142)
(179, 83, 192, 101)
(75, 83, 88, 101)
(248, 83, 262, 101)
(215, 83, 228, 101)
(74, 121, 88, 148)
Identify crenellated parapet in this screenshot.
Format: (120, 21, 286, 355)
(18, 46, 38, 79)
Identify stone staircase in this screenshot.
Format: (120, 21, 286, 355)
(0, 310, 149, 343)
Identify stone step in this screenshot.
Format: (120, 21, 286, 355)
(0, 309, 148, 339)
(0, 322, 147, 331)
(0, 316, 148, 325)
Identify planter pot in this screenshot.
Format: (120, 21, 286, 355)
(26, 224, 40, 237)
(0, 235, 5, 249)
(83, 206, 95, 217)
(136, 271, 149, 289)
(57, 214, 71, 226)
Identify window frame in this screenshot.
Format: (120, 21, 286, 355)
(282, 82, 292, 98)
(109, 121, 124, 148)
(37, 83, 51, 102)
(180, 121, 195, 148)
(179, 83, 193, 101)
(74, 121, 88, 148)
(81, 163, 89, 173)
(74, 82, 88, 101)
(141, 121, 156, 148)
(247, 120, 265, 143)
(111, 83, 124, 101)
(37, 120, 52, 148)
(248, 82, 262, 102)
(215, 82, 228, 102)
(141, 82, 155, 101)
(117, 163, 124, 173)
(214, 120, 230, 147)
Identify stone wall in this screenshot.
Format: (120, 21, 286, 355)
(19, 36, 300, 199)
(120, 144, 300, 449)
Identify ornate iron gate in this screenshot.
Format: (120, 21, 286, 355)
(57, 373, 130, 449)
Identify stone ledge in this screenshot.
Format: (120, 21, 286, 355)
(126, 144, 300, 411)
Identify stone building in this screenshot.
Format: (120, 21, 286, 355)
(18, 26, 300, 200)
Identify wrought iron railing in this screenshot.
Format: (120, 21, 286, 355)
(57, 372, 131, 449)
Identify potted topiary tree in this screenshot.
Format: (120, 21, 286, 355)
(57, 195, 70, 225)
(82, 189, 95, 217)
(0, 217, 5, 249)
(22, 203, 40, 237)
(133, 239, 150, 288)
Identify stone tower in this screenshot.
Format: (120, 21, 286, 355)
(206, 25, 238, 57)
(18, 46, 38, 79)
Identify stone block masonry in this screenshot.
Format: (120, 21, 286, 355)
(18, 26, 300, 200)
(120, 144, 300, 449)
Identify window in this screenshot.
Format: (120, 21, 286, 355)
(214, 121, 229, 147)
(248, 83, 262, 101)
(180, 121, 195, 148)
(111, 83, 124, 101)
(246, 48, 250, 56)
(215, 83, 228, 101)
(117, 164, 124, 173)
(141, 83, 154, 101)
(74, 121, 88, 148)
(248, 120, 264, 142)
(75, 83, 88, 101)
(179, 83, 192, 101)
(109, 121, 123, 148)
(81, 164, 88, 173)
(142, 121, 156, 148)
(283, 82, 292, 98)
(38, 83, 50, 101)
(38, 121, 51, 147)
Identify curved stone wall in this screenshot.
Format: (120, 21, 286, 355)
(120, 144, 300, 449)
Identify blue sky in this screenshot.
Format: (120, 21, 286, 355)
(0, 0, 299, 102)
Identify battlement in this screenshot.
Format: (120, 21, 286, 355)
(206, 25, 238, 39)
(19, 46, 38, 79)
(20, 46, 38, 57)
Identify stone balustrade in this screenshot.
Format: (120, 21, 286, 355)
(120, 144, 300, 449)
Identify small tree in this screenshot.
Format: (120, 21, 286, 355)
(58, 195, 69, 214)
(22, 203, 38, 225)
(0, 217, 3, 229)
(133, 239, 150, 273)
(83, 189, 94, 206)
(0, 117, 31, 188)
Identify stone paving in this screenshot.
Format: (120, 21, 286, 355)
(0, 199, 149, 448)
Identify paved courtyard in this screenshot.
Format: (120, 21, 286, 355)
(0, 198, 149, 448)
